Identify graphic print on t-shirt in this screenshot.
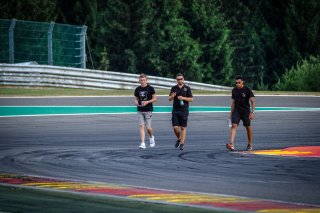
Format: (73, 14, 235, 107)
(139, 91, 148, 104)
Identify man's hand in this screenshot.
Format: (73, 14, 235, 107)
(169, 92, 176, 101)
(249, 113, 254, 120)
(177, 96, 184, 100)
(134, 99, 140, 106)
(141, 101, 149, 106)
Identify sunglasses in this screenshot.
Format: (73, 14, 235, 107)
(176, 78, 183, 81)
(235, 81, 242, 84)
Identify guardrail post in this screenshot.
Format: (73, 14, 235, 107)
(48, 22, 55, 65)
(80, 26, 87, 69)
(9, 19, 16, 64)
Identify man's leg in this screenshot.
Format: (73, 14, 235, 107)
(137, 112, 146, 148)
(173, 126, 180, 140)
(138, 124, 147, 149)
(145, 112, 154, 138)
(243, 112, 253, 150)
(230, 124, 238, 145)
(147, 126, 155, 147)
(246, 126, 253, 146)
(227, 110, 240, 151)
(180, 127, 186, 144)
(147, 127, 153, 138)
(179, 111, 188, 145)
(139, 125, 145, 143)
(226, 123, 237, 151)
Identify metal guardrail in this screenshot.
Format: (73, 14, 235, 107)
(0, 63, 232, 91)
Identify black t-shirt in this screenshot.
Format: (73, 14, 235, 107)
(134, 84, 155, 112)
(170, 84, 193, 112)
(232, 86, 254, 113)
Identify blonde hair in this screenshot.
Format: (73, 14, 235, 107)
(139, 73, 147, 79)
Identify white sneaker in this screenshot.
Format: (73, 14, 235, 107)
(139, 143, 146, 149)
(149, 137, 155, 147)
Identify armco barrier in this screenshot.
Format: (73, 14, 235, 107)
(0, 63, 232, 91)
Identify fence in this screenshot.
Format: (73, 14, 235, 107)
(0, 63, 232, 91)
(0, 19, 87, 68)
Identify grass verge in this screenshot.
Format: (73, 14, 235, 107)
(0, 185, 232, 213)
(0, 86, 319, 96)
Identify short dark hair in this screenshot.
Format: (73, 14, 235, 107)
(235, 75, 243, 81)
(176, 73, 184, 78)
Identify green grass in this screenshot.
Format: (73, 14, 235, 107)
(0, 86, 226, 96)
(0, 86, 141, 96)
(0, 86, 319, 96)
(0, 185, 232, 213)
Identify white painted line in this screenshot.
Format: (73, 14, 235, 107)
(0, 112, 137, 118)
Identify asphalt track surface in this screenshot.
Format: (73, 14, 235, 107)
(0, 95, 320, 207)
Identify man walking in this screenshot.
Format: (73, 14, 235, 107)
(134, 73, 157, 149)
(226, 75, 255, 151)
(169, 73, 193, 150)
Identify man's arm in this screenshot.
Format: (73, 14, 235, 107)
(249, 97, 255, 120)
(230, 99, 235, 117)
(134, 96, 140, 106)
(178, 87, 193, 102)
(169, 92, 176, 101)
(250, 97, 255, 113)
(179, 96, 193, 102)
(147, 94, 157, 104)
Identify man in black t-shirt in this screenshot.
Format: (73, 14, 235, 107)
(226, 75, 255, 151)
(134, 74, 157, 149)
(169, 73, 193, 150)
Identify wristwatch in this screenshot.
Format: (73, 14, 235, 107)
(251, 111, 255, 114)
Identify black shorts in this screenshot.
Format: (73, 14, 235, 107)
(232, 110, 251, 127)
(172, 111, 189, 127)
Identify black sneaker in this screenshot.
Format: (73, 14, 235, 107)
(175, 140, 180, 148)
(246, 144, 253, 151)
(178, 144, 184, 150)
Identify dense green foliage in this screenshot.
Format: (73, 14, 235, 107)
(275, 56, 320, 92)
(1, 0, 319, 90)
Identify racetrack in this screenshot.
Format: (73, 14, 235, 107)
(0, 95, 320, 210)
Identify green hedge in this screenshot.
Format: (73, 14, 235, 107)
(275, 55, 320, 91)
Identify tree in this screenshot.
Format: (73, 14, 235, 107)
(87, 0, 131, 72)
(99, 47, 109, 70)
(55, 0, 98, 69)
(0, 0, 57, 21)
(2, 0, 319, 89)
(220, 0, 279, 89)
(181, 0, 233, 85)
(284, 0, 320, 63)
(142, 0, 202, 80)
